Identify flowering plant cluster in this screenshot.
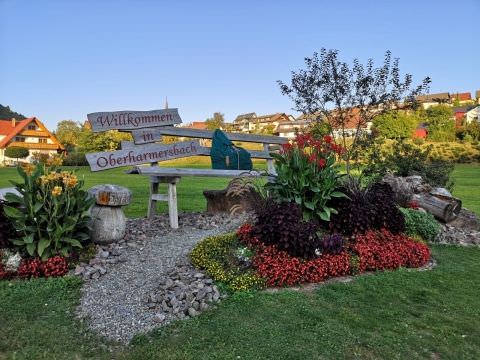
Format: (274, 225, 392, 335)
(190, 232, 265, 292)
(0, 255, 68, 280)
(351, 229, 430, 271)
(3, 163, 94, 260)
(266, 133, 347, 222)
(234, 224, 430, 288)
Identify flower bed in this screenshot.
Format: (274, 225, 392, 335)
(191, 224, 431, 292)
(0, 254, 68, 280)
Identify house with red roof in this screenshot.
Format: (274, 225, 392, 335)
(0, 117, 65, 165)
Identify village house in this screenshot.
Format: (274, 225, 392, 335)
(416, 92, 451, 109)
(232, 112, 257, 132)
(450, 92, 473, 104)
(275, 120, 311, 139)
(0, 117, 65, 165)
(476, 90, 480, 104)
(232, 113, 295, 134)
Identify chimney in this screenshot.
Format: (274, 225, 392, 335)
(11, 118, 16, 127)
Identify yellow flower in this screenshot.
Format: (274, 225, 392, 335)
(63, 175, 78, 188)
(22, 163, 35, 176)
(51, 186, 63, 197)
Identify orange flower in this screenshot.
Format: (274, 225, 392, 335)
(51, 186, 63, 197)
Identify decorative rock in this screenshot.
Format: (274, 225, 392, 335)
(74, 265, 85, 276)
(153, 313, 166, 323)
(187, 307, 198, 317)
(88, 184, 131, 245)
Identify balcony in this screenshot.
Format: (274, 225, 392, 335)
(19, 130, 49, 137)
(8, 142, 61, 150)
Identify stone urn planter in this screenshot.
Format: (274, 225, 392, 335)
(88, 184, 131, 244)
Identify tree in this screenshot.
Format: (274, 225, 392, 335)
(278, 49, 430, 174)
(55, 120, 82, 152)
(0, 104, 26, 120)
(372, 111, 419, 139)
(77, 127, 132, 152)
(5, 146, 29, 162)
(205, 112, 225, 130)
(425, 105, 455, 141)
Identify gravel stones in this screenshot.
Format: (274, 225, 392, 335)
(76, 212, 248, 343)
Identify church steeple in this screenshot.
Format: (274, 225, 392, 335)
(164, 97, 169, 109)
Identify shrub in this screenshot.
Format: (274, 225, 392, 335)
(363, 141, 455, 190)
(5, 146, 29, 160)
(266, 133, 346, 222)
(0, 201, 16, 249)
(16, 256, 68, 279)
(400, 208, 440, 242)
(62, 152, 88, 166)
(351, 229, 430, 271)
(252, 201, 321, 259)
(190, 233, 265, 292)
(3, 164, 94, 260)
(329, 180, 405, 236)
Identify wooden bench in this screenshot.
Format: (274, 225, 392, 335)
(129, 127, 288, 228)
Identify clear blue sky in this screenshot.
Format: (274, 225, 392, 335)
(1, 0, 478, 130)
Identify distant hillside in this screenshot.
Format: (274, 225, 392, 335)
(0, 104, 26, 120)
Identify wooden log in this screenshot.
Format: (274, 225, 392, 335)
(411, 193, 462, 222)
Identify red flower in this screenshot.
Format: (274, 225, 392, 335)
(323, 135, 333, 143)
(318, 158, 326, 168)
(281, 143, 293, 153)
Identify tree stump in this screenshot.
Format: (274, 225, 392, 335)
(382, 174, 462, 223)
(203, 178, 260, 214)
(88, 184, 131, 244)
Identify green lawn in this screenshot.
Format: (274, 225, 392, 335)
(1, 161, 477, 217)
(0, 163, 479, 359)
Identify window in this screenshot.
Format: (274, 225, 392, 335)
(28, 125, 36, 130)
(15, 137, 25, 142)
(38, 138, 47, 144)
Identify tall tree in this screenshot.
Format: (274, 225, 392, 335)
(278, 49, 430, 173)
(372, 111, 420, 139)
(0, 104, 26, 120)
(55, 120, 82, 152)
(77, 127, 132, 152)
(425, 105, 455, 141)
(205, 112, 225, 130)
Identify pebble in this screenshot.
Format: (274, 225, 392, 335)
(76, 212, 250, 343)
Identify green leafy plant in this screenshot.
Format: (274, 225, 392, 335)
(3, 163, 94, 260)
(0, 201, 16, 249)
(400, 208, 440, 242)
(266, 133, 346, 222)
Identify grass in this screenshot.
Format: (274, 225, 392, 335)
(1, 246, 479, 359)
(0, 162, 479, 359)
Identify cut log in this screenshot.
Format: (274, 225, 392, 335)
(411, 193, 462, 223)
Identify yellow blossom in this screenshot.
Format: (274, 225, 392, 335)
(63, 175, 78, 188)
(51, 186, 63, 197)
(22, 163, 35, 176)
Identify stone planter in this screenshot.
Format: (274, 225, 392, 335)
(88, 184, 131, 244)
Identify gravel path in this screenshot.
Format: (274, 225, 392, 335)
(77, 213, 247, 343)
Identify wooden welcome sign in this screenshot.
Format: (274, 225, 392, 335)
(85, 108, 188, 171)
(87, 109, 182, 132)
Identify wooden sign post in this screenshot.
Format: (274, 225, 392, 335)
(86, 140, 200, 171)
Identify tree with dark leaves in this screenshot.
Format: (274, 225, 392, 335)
(278, 49, 431, 173)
